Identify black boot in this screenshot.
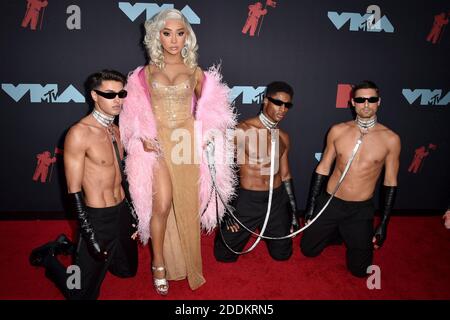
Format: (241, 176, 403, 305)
(29, 234, 75, 267)
(53, 234, 75, 256)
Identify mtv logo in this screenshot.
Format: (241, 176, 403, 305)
(328, 11, 394, 33)
(118, 2, 200, 24)
(230, 86, 266, 104)
(402, 89, 450, 106)
(2, 84, 85, 103)
(336, 84, 353, 108)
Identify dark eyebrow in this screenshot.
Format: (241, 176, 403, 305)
(162, 27, 185, 32)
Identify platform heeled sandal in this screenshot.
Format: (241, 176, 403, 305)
(151, 265, 169, 295)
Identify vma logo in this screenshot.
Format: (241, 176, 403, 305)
(2, 84, 85, 103)
(328, 5, 394, 33)
(118, 2, 200, 24)
(230, 86, 266, 104)
(402, 89, 449, 106)
(315, 153, 323, 162)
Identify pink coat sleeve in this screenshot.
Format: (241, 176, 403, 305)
(196, 66, 238, 233)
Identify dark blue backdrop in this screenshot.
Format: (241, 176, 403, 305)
(1, 0, 449, 214)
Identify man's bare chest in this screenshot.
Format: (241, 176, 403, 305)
(335, 134, 388, 168)
(85, 130, 123, 167)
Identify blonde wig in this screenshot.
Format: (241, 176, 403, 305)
(143, 9, 198, 69)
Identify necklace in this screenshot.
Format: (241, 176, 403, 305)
(355, 115, 376, 135)
(259, 112, 278, 130)
(92, 109, 115, 127)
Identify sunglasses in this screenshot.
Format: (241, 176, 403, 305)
(94, 89, 127, 99)
(353, 96, 379, 103)
(267, 96, 293, 109)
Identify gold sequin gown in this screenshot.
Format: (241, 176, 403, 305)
(148, 68, 205, 290)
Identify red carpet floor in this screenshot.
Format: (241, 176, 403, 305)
(1, 216, 449, 300)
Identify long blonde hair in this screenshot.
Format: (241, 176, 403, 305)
(143, 9, 198, 69)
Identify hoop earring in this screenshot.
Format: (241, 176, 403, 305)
(181, 45, 188, 58)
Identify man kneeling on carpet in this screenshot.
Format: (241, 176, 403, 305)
(29, 70, 138, 300)
(300, 80, 401, 277)
(214, 81, 300, 262)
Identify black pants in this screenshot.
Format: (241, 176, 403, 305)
(43, 200, 138, 300)
(214, 186, 293, 262)
(300, 193, 375, 277)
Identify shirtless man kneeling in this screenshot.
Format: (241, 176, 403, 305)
(214, 81, 300, 262)
(29, 70, 138, 299)
(301, 80, 401, 277)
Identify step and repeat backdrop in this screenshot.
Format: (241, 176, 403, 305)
(1, 0, 449, 214)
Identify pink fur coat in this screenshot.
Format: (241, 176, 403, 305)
(119, 65, 237, 245)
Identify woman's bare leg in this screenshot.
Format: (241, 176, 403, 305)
(150, 159, 172, 290)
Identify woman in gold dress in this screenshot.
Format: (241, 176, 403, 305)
(120, 9, 237, 294)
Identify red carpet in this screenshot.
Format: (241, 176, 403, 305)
(1, 216, 449, 300)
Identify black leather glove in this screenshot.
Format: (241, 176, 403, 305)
(69, 192, 108, 261)
(121, 172, 139, 236)
(222, 210, 238, 230)
(283, 179, 300, 231)
(125, 198, 139, 235)
(373, 185, 397, 248)
(304, 172, 328, 223)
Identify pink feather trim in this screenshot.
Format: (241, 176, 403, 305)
(119, 65, 237, 245)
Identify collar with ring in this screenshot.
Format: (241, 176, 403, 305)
(355, 115, 377, 132)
